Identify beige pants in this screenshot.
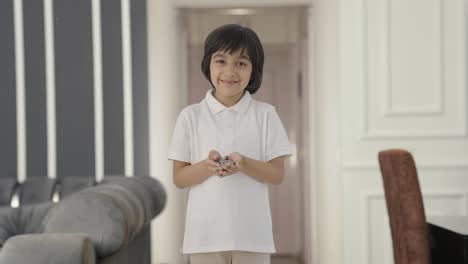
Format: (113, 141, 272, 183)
(190, 251, 270, 264)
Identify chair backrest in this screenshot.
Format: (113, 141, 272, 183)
(378, 149, 430, 264)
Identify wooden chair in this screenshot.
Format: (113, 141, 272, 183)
(378, 149, 431, 264)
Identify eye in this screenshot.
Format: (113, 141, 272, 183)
(238, 61, 248, 67)
(214, 59, 225, 64)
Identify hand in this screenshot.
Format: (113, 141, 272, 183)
(205, 150, 221, 175)
(216, 152, 244, 177)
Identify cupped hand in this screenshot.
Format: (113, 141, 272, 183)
(216, 152, 244, 177)
(206, 150, 221, 174)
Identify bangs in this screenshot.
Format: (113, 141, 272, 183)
(210, 32, 253, 59)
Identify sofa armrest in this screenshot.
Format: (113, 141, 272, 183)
(42, 176, 166, 258)
(0, 233, 95, 264)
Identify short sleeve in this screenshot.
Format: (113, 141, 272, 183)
(167, 111, 191, 163)
(266, 108, 293, 161)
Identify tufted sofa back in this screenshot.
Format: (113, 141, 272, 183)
(0, 176, 166, 263)
(0, 179, 16, 207)
(0, 176, 97, 208)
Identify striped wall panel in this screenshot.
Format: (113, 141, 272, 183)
(24, 0, 47, 177)
(0, 0, 17, 179)
(102, 0, 124, 176)
(131, 0, 149, 176)
(0, 0, 148, 183)
(54, 0, 95, 177)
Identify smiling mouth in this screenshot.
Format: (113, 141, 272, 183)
(221, 80, 239, 85)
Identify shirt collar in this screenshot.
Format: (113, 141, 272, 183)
(205, 89, 252, 116)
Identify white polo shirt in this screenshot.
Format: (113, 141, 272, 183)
(168, 89, 293, 254)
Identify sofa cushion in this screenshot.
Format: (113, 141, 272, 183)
(0, 207, 15, 247)
(42, 190, 126, 257)
(19, 177, 56, 205)
(0, 202, 53, 247)
(0, 178, 16, 207)
(59, 176, 95, 198)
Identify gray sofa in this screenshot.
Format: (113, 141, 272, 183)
(0, 176, 166, 264)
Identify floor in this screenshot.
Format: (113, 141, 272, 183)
(271, 256, 301, 264)
(186, 255, 301, 264)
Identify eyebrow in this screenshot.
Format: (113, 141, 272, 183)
(238, 55, 250, 61)
(213, 53, 251, 61)
(212, 54, 225, 59)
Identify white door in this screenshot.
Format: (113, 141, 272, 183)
(340, 0, 468, 263)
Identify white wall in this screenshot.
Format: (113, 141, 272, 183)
(147, 1, 187, 263)
(340, 0, 468, 263)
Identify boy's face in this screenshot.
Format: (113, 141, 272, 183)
(209, 49, 252, 101)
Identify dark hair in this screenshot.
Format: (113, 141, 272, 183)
(201, 24, 264, 94)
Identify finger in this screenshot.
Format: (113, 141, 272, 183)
(206, 160, 220, 167)
(208, 150, 220, 161)
(223, 165, 232, 172)
(214, 164, 225, 170)
(208, 164, 220, 169)
(209, 155, 219, 162)
(208, 150, 215, 157)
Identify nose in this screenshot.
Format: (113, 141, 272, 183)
(223, 64, 236, 77)
(223, 71, 235, 78)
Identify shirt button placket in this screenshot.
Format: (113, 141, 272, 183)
(227, 110, 236, 146)
(219, 110, 234, 153)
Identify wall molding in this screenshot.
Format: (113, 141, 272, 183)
(362, 190, 468, 264)
(44, 0, 56, 179)
(122, 0, 134, 177)
(383, 0, 444, 116)
(344, 161, 468, 170)
(361, 0, 466, 139)
(14, 0, 26, 182)
(92, 0, 104, 181)
(361, 129, 468, 139)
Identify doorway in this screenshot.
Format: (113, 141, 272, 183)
(180, 7, 309, 263)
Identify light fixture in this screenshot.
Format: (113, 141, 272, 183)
(225, 8, 256, 16)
